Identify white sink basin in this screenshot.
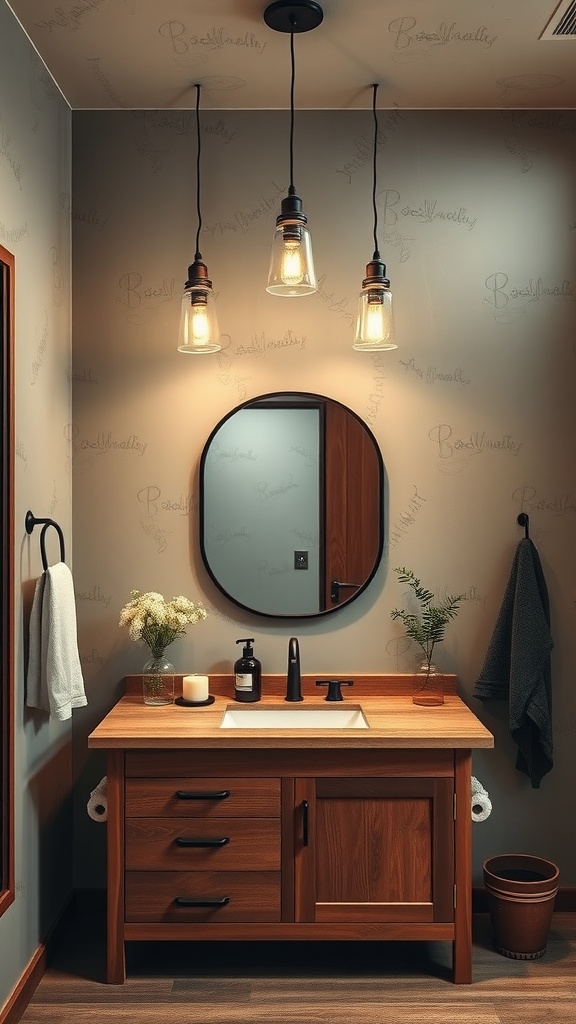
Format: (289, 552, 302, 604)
(219, 705, 369, 729)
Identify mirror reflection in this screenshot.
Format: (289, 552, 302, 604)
(199, 393, 383, 618)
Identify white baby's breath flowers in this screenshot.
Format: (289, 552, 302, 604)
(119, 589, 207, 657)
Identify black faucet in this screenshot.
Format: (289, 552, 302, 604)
(285, 637, 303, 702)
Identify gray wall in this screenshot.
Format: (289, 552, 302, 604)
(72, 106, 576, 890)
(0, 1, 72, 1014)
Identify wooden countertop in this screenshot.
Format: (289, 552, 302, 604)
(88, 674, 494, 751)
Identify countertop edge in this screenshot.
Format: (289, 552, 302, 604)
(87, 687, 495, 751)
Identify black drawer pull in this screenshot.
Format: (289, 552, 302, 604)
(175, 836, 230, 847)
(302, 799, 309, 847)
(175, 790, 230, 800)
(174, 896, 230, 907)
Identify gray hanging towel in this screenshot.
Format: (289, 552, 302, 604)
(473, 538, 553, 788)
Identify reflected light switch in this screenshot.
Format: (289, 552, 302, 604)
(294, 550, 308, 570)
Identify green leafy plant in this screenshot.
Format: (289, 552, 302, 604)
(390, 567, 463, 667)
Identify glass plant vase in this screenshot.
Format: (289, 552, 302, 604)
(412, 657, 444, 706)
(143, 650, 175, 706)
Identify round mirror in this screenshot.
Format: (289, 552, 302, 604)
(199, 392, 384, 618)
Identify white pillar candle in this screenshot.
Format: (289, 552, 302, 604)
(182, 674, 209, 703)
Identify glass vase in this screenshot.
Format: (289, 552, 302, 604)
(143, 651, 174, 706)
(412, 658, 444, 706)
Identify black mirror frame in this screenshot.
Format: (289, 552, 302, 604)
(199, 391, 384, 619)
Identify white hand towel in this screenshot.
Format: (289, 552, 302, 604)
(87, 777, 108, 822)
(26, 562, 87, 721)
(471, 775, 492, 822)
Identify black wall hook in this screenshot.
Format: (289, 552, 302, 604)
(517, 512, 530, 539)
(25, 510, 66, 570)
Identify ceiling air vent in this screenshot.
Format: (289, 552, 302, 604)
(540, 0, 576, 38)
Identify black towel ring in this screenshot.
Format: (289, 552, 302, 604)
(25, 510, 66, 570)
(517, 512, 530, 539)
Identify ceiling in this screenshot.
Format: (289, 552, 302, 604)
(6, 0, 576, 111)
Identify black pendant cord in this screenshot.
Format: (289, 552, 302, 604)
(371, 82, 380, 261)
(194, 82, 202, 261)
(288, 21, 296, 195)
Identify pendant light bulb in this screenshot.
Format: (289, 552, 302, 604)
(353, 84, 397, 352)
(178, 84, 221, 354)
(191, 304, 210, 344)
(281, 241, 304, 286)
(264, 2, 323, 297)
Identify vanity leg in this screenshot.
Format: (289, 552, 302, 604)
(452, 749, 472, 983)
(106, 749, 126, 983)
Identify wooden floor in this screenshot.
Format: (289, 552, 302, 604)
(19, 906, 576, 1024)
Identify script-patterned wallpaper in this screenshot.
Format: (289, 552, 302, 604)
(72, 107, 576, 886)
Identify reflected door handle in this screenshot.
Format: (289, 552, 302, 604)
(330, 580, 362, 604)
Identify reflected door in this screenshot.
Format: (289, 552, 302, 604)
(324, 401, 380, 607)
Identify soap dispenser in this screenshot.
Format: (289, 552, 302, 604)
(234, 638, 261, 703)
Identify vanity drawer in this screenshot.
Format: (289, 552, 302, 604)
(125, 777, 280, 817)
(125, 817, 281, 870)
(125, 871, 281, 922)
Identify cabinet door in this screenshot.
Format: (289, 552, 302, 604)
(294, 777, 454, 924)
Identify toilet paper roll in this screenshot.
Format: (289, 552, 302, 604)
(471, 790, 492, 822)
(87, 776, 108, 822)
(470, 776, 492, 822)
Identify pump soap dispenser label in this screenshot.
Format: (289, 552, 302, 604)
(235, 673, 254, 692)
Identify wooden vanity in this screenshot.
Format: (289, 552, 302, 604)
(88, 673, 493, 985)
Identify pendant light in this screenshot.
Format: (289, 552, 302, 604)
(264, 1, 323, 296)
(177, 84, 221, 354)
(353, 84, 397, 351)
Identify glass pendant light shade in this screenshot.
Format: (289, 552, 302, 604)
(264, 2, 322, 297)
(354, 83, 397, 352)
(266, 191, 316, 296)
(178, 83, 221, 354)
(177, 258, 220, 354)
(353, 257, 397, 351)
